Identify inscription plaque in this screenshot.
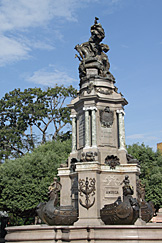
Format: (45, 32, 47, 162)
(102, 176, 121, 203)
(104, 187, 119, 198)
(79, 113, 85, 148)
(100, 127, 113, 145)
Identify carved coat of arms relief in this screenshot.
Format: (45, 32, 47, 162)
(100, 106, 114, 128)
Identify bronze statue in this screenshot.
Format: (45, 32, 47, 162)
(75, 17, 113, 79)
(137, 179, 155, 222)
(36, 178, 78, 225)
(100, 176, 139, 225)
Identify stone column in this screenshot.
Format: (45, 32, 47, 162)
(70, 115, 76, 152)
(117, 110, 126, 150)
(83, 108, 90, 148)
(83, 107, 97, 148)
(91, 107, 97, 147)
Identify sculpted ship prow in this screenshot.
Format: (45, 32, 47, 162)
(36, 178, 78, 225)
(36, 18, 155, 226)
(100, 175, 139, 225)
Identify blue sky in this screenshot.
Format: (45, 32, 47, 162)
(0, 0, 162, 150)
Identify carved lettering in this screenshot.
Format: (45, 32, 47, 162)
(104, 187, 119, 198)
(105, 190, 119, 195)
(100, 127, 113, 145)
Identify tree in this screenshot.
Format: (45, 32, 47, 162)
(0, 139, 71, 225)
(0, 85, 77, 162)
(127, 143, 162, 208)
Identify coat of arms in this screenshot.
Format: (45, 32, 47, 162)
(100, 106, 114, 127)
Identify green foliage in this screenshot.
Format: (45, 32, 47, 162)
(0, 139, 71, 225)
(0, 85, 77, 161)
(127, 143, 162, 207)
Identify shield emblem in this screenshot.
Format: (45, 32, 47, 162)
(100, 106, 114, 127)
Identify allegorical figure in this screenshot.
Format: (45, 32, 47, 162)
(75, 17, 113, 79)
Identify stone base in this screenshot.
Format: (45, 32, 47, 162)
(74, 217, 104, 226)
(135, 218, 146, 226)
(5, 224, 162, 243)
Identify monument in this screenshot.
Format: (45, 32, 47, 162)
(36, 16, 153, 227)
(5, 18, 162, 243)
(56, 16, 141, 226)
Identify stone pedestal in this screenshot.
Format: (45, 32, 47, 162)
(58, 160, 140, 226)
(57, 168, 72, 206)
(5, 224, 162, 243)
(74, 162, 103, 226)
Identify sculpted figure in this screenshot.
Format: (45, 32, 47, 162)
(36, 177, 78, 225)
(100, 176, 139, 225)
(75, 17, 112, 79)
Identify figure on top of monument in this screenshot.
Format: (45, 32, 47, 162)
(89, 17, 106, 48)
(75, 17, 114, 80)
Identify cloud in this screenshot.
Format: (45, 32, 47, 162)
(121, 44, 129, 48)
(126, 134, 145, 140)
(0, 35, 30, 66)
(0, 0, 78, 33)
(111, 64, 118, 71)
(30, 41, 54, 50)
(0, 0, 124, 66)
(0, 34, 55, 66)
(126, 133, 159, 143)
(19, 36, 55, 50)
(0, 0, 80, 66)
(110, 0, 122, 5)
(126, 133, 159, 151)
(101, 0, 130, 15)
(26, 66, 76, 86)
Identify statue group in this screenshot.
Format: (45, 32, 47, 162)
(75, 17, 113, 80)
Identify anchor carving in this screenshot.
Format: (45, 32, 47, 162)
(78, 177, 96, 210)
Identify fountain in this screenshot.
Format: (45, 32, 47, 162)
(5, 17, 162, 243)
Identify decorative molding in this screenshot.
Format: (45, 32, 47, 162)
(126, 153, 139, 164)
(87, 82, 94, 94)
(95, 87, 113, 95)
(70, 158, 79, 172)
(105, 155, 120, 169)
(103, 175, 120, 186)
(79, 90, 85, 97)
(116, 109, 125, 115)
(80, 152, 98, 162)
(83, 106, 97, 111)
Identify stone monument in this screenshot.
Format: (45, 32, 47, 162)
(36, 17, 155, 227)
(57, 17, 140, 226)
(6, 18, 162, 243)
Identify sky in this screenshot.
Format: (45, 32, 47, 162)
(0, 0, 162, 150)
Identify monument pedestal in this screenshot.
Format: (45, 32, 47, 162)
(58, 160, 140, 227)
(75, 162, 103, 226)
